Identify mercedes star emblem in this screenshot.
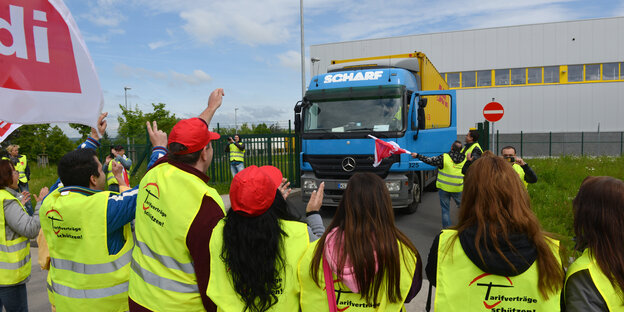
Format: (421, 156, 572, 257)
(342, 157, 356, 172)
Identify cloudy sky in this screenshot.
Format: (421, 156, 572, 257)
(62, 0, 623, 135)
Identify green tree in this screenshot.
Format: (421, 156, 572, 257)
(117, 103, 178, 145)
(4, 124, 74, 164)
(252, 123, 271, 134)
(69, 123, 91, 140)
(145, 103, 178, 134)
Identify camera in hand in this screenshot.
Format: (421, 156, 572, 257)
(506, 156, 515, 163)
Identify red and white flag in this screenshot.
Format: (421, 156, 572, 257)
(369, 135, 410, 167)
(0, 121, 20, 143)
(0, 0, 103, 127)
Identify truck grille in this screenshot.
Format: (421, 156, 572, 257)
(303, 154, 399, 179)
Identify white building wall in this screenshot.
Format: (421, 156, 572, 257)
(309, 17, 624, 134)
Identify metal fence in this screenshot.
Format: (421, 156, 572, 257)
(470, 131, 624, 157)
(109, 133, 302, 187)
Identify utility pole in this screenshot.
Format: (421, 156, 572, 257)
(234, 108, 239, 132)
(300, 0, 305, 98)
(124, 86, 131, 109)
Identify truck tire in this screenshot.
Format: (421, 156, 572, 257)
(402, 176, 421, 214)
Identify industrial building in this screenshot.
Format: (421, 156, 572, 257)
(309, 17, 624, 139)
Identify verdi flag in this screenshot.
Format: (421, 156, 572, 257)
(368, 135, 410, 167)
(0, 0, 103, 127)
(0, 121, 20, 143)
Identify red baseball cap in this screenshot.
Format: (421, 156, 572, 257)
(230, 165, 283, 216)
(168, 118, 220, 154)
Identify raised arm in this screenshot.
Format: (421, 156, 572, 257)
(198, 88, 224, 126)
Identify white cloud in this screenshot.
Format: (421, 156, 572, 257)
(79, 0, 127, 28)
(114, 64, 211, 86)
(277, 50, 302, 71)
(148, 40, 170, 50)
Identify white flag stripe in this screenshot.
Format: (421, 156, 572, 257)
(483, 110, 504, 114)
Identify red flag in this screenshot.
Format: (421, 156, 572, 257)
(369, 135, 410, 167)
(0, 121, 20, 143)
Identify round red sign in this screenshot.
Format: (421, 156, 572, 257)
(483, 102, 504, 122)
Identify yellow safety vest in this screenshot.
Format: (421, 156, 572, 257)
(512, 163, 529, 189)
(229, 143, 244, 162)
(462, 143, 482, 157)
(207, 219, 309, 311)
(299, 239, 417, 312)
(436, 153, 466, 193)
(0, 189, 31, 285)
(2, 155, 28, 183)
(106, 160, 119, 187)
(40, 187, 133, 312)
(435, 229, 562, 312)
(566, 249, 623, 310)
(129, 162, 225, 312)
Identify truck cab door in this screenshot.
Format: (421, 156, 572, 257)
(408, 90, 457, 155)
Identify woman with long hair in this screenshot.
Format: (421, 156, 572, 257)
(298, 172, 421, 312)
(565, 176, 624, 311)
(425, 151, 564, 311)
(0, 159, 48, 311)
(206, 165, 324, 312)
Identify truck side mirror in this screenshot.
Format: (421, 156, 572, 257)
(294, 101, 302, 133)
(417, 98, 427, 130)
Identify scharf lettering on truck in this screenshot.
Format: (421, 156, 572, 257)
(323, 71, 384, 83)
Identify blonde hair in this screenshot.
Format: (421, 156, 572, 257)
(6, 145, 19, 154)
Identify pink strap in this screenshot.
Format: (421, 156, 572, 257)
(323, 256, 338, 312)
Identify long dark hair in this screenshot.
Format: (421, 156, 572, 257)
(455, 151, 563, 299)
(0, 160, 15, 188)
(310, 172, 419, 304)
(221, 191, 297, 312)
(573, 176, 624, 301)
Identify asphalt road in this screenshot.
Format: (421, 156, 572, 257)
(25, 189, 457, 311)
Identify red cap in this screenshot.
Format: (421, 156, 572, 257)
(230, 165, 283, 216)
(168, 118, 220, 154)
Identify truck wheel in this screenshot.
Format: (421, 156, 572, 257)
(403, 179, 421, 214)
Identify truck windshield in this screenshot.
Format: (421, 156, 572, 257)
(303, 97, 403, 133)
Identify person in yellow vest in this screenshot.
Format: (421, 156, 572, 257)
(129, 88, 226, 312)
(460, 128, 483, 175)
(501, 146, 537, 189)
(207, 165, 325, 311)
(299, 172, 422, 312)
(425, 151, 564, 311)
(39, 113, 168, 312)
(565, 176, 624, 311)
(4, 145, 32, 215)
(226, 134, 245, 177)
(105, 145, 132, 192)
(411, 140, 466, 228)
(0, 159, 48, 312)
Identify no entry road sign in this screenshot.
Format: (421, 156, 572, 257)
(483, 102, 504, 122)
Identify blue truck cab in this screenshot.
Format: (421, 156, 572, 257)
(294, 53, 457, 212)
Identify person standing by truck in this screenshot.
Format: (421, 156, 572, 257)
(411, 141, 465, 228)
(461, 128, 483, 174)
(226, 134, 245, 177)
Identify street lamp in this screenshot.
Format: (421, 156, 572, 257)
(234, 108, 239, 132)
(124, 86, 131, 109)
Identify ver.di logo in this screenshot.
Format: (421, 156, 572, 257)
(45, 208, 63, 235)
(469, 273, 513, 309)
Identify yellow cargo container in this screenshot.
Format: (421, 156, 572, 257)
(330, 51, 450, 129)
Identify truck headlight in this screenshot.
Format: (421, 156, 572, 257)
(386, 181, 401, 192)
(303, 179, 317, 190)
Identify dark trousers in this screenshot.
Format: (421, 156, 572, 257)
(0, 284, 28, 312)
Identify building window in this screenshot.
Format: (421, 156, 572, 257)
(527, 67, 542, 84)
(446, 73, 460, 88)
(621, 63, 624, 79)
(544, 66, 559, 83)
(603, 63, 618, 80)
(568, 65, 583, 82)
(511, 68, 525, 85)
(462, 71, 476, 88)
(477, 70, 491, 86)
(585, 64, 600, 81)
(495, 69, 509, 85)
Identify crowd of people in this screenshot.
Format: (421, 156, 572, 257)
(1, 89, 623, 311)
